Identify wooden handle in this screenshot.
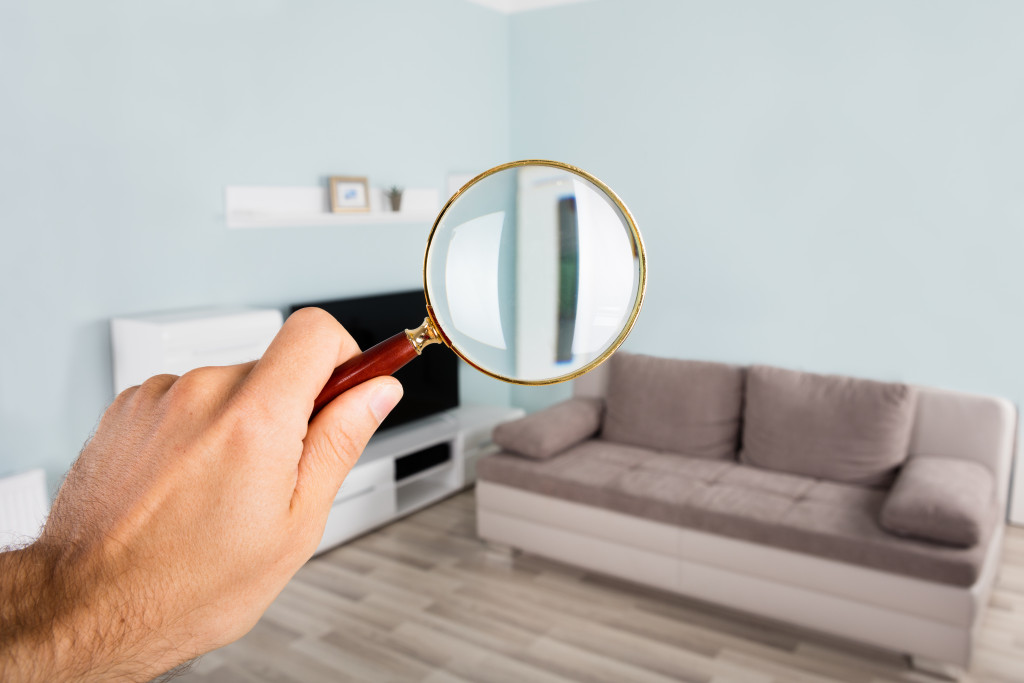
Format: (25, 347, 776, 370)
(310, 330, 419, 419)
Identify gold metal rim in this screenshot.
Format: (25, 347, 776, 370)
(422, 159, 647, 386)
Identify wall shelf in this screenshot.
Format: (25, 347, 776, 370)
(225, 185, 441, 229)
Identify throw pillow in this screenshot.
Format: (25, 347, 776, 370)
(880, 457, 994, 547)
(741, 365, 916, 487)
(601, 353, 744, 460)
(493, 398, 604, 460)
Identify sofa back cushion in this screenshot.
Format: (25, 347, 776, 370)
(493, 398, 604, 460)
(741, 365, 916, 487)
(601, 353, 744, 460)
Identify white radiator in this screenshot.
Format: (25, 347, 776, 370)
(0, 469, 48, 549)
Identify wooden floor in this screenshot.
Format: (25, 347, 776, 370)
(174, 490, 1024, 683)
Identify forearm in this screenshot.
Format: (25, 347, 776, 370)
(0, 543, 157, 683)
(0, 544, 66, 681)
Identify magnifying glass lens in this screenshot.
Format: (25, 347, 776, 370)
(311, 160, 645, 418)
(425, 164, 643, 384)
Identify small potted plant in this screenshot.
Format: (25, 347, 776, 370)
(383, 185, 403, 212)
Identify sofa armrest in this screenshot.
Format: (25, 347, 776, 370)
(880, 456, 996, 548)
(492, 398, 604, 460)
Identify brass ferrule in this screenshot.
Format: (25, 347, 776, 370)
(405, 317, 443, 355)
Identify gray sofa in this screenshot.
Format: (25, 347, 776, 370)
(475, 353, 1017, 674)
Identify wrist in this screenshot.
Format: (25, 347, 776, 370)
(0, 542, 161, 682)
(1, 543, 66, 681)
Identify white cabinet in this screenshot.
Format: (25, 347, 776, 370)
(108, 307, 526, 553)
(314, 405, 525, 555)
(110, 308, 283, 393)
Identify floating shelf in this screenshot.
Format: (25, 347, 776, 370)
(225, 185, 440, 229)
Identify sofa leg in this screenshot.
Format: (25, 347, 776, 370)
(484, 541, 520, 560)
(909, 655, 963, 681)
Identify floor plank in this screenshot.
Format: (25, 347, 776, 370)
(169, 490, 1024, 682)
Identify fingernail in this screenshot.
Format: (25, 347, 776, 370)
(369, 382, 403, 424)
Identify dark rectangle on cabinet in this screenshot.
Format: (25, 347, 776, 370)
(395, 443, 452, 481)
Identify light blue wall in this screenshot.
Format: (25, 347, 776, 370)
(5, 0, 1024, 486)
(510, 0, 1024, 412)
(0, 0, 511, 486)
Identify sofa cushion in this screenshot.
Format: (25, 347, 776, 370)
(477, 445, 990, 586)
(492, 398, 603, 460)
(601, 353, 744, 460)
(880, 457, 995, 548)
(476, 440, 661, 512)
(740, 365, 916, 487)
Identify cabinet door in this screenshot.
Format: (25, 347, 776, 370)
(316, 486, 396, 555)
(335, 458, 393, 503)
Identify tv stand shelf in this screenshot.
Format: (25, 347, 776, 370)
(396, 473, 454, 517)
(314, 404, 525, 555)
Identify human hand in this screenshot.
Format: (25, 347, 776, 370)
(0, 308, 403, 682)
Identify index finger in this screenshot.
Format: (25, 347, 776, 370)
(240, 308, 361, 421)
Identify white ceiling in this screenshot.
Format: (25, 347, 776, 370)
(462, 0, 593, 14)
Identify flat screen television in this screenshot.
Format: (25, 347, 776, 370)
(290, 290, 459, 432)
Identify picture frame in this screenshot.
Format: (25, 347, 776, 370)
(329, 176, 370, 213)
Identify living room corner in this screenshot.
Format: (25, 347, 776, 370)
(1, 1, 1022, 681)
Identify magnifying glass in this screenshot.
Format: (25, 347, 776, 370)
(311, 159, 646, 418)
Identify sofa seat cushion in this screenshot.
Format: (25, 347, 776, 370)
(476, 440, 663, 512)
(477, 444, 990, 587)
(601, 353, 744, 459)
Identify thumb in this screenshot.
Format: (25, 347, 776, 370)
(296, 376, 403, 514)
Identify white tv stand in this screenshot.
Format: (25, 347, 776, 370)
(315, 404, 524, 554)
(107, 307, 525, 550)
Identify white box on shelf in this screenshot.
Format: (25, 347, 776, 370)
(111, 307, 283, 393)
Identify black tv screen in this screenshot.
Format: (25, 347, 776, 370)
(290, 290, 459, 432)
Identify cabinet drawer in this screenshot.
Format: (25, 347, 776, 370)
(335, 457, 393, 503)
(316, 486, 396, 555)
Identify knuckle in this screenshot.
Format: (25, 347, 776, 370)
(164, 366, 224, 407)
(110, 384, 139, 410)
(288, 306, 339, 335)
(135, 373, 178, 401)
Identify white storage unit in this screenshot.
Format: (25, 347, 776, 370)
(111, 308, 284, 393)
(109, 306, 524, 554)
(315, 404, 525, 555)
